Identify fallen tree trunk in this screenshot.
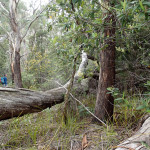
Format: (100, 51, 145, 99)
(0, 87, 65, 120)
(113, 115, 150, 150)
(0, 51, 89, 121)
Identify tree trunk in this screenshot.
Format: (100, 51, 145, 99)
(13, 50, 23, 87)
(10, 62, 14, 84)
(9, 0, 23, 88)
(0, 87, 64, 121)
(94, 1, 116, 122)
(9, 41, 14, 84)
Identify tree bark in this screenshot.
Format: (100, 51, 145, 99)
(94, 0, 116, 122)
(0, 87, 64, 121)
(7, 0, 47, 88)
(13, 50, 23, 87)
(9, 41, 14, 84)
(113, 116, 150, 150)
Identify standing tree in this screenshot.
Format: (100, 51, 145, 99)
(0, 0, 48, 88)
(9, 0, 23, 87)
(94, 0, 116, 122)
(47, 0, 116, 122)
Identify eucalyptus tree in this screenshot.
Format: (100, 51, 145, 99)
(48, 0, 115, 121)
(49, 0, 150, 123)
(94, 0, 150, 122)
(0, 0, 48, 88)
(93, 0, 116, 122)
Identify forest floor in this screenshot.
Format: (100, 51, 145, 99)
(0, 95, 146, 150)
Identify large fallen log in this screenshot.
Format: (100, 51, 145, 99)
(0, 51, 89, 121)
(113, 115, 150, 150)
(0, 87, 65, 120)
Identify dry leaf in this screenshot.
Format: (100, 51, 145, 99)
(82, 134, 88, 150)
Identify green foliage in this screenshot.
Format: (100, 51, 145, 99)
(115, 0, 150, 26)
(78, 105, 94, 117)
(144, 81, 150, 91)
(0, 47, 7, 75)
(0, 30, 8, 76)
(22, 72, 35, 89)
(136, 81, 150, 113)
(107, 86, 150, 116)
(136, 99, 150, 113)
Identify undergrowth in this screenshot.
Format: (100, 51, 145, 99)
(0, 94, 148, 150)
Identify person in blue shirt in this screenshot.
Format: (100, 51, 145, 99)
(3, 74, 7, 87)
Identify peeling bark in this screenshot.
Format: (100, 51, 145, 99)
(9, 0, 23, 88)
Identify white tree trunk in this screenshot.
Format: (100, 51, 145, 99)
(9, 0, 23, 88)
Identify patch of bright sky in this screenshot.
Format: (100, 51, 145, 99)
(22, 0, 49, 11)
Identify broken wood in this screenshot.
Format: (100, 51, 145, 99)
(113, 115, 150, 150)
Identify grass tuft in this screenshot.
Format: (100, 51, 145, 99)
(0, 95, 148, 150)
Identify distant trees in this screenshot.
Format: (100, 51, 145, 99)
(0, 0, 47, 88)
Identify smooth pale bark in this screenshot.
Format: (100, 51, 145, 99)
(9, 0, 23, 88)
(114, 116, 150, 150)
(8, 0, 47, 88)
(94, 0, 116, 122)
(0, 52, 88, 121)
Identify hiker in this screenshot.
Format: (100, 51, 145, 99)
(2, 74, 7, 87)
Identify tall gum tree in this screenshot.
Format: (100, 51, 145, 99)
(94, 0, 116, 122)
(0, 0, 47, 88)
(9, 0, 23, 87)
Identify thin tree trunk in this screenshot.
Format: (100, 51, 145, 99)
(9, 41, 14, 84)
(10, 59, 14, 84)
(9, 0, 23, 88)
(94, 1, 116, 122)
